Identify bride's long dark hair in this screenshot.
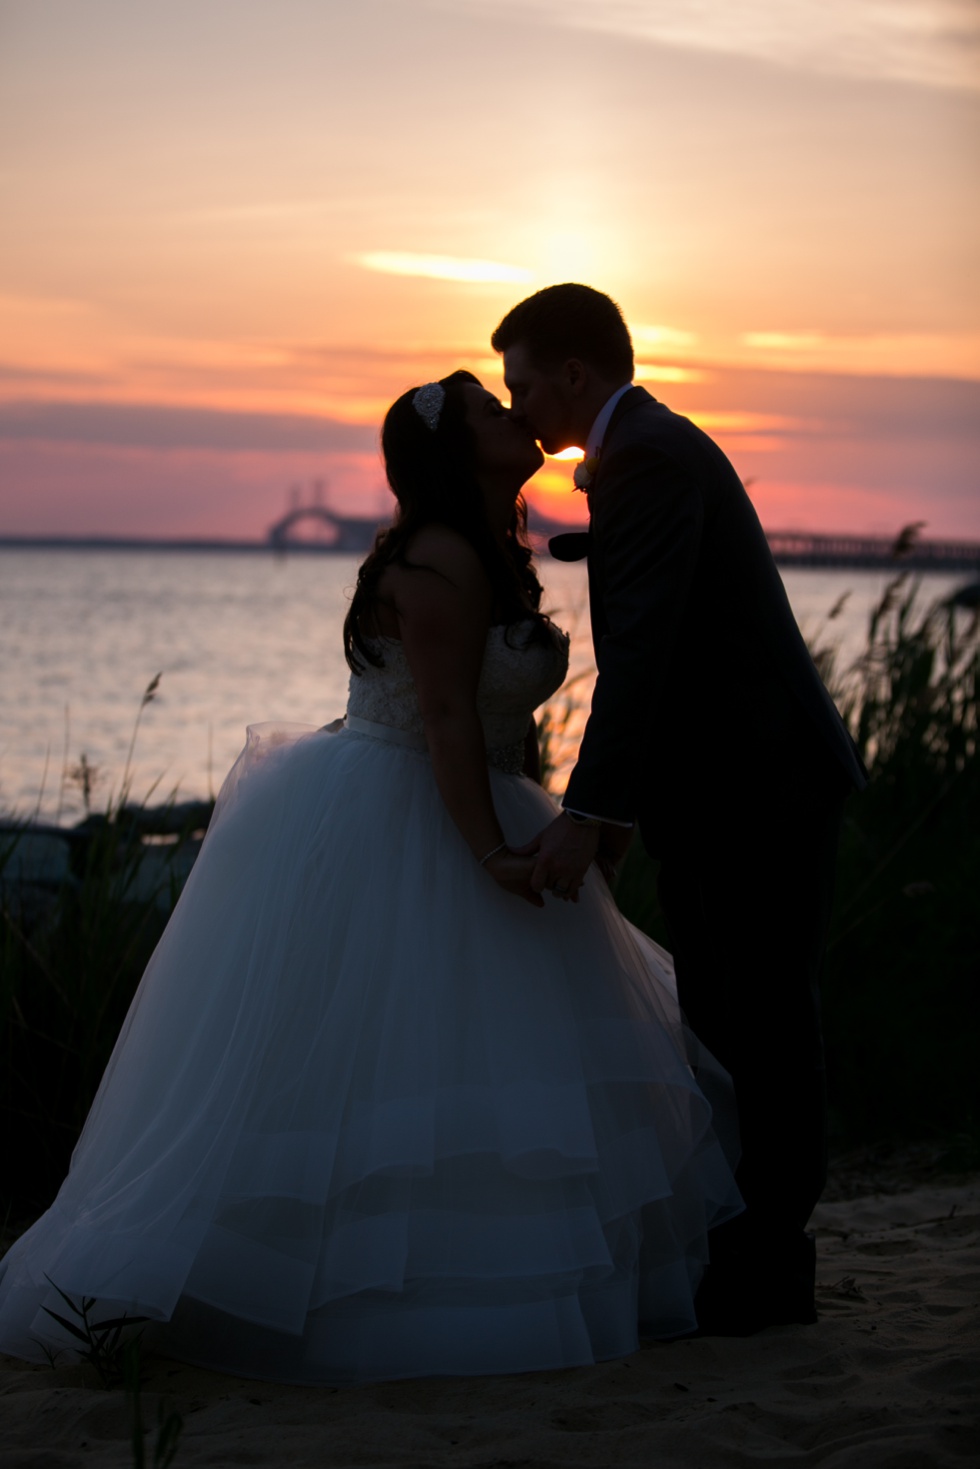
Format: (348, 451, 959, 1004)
(344, 370, 552, 672)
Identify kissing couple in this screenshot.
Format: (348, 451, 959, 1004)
(0, 284, 865, 1385)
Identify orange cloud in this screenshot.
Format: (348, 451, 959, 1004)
(354, 253, 533, 285)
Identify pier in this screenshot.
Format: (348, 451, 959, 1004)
(761, 531, 980, 572)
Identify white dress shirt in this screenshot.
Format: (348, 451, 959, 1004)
(584, 382, 634, 462)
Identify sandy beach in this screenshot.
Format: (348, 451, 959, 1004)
(2, 1160, 976, 1469)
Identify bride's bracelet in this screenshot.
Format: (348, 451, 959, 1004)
(479, 841, 509, 867)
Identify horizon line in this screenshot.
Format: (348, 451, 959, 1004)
(1, 531, 978, 573)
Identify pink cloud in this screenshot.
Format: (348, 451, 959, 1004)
(0, 443, 388, 539)
(1, 363, 977, 540)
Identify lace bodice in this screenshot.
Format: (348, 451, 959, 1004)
(346, 621, 569, 765)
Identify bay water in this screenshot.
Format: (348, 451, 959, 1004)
(0, 549, 965, 823)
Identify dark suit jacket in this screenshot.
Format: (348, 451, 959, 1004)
(557, 387, 866, 849)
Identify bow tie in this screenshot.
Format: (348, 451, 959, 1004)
(548, 531, 590, 563)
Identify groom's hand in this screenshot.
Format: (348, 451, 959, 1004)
(483, 850, 546, 908)
(517, 813, 600, 901)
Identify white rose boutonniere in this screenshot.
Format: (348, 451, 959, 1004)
(572, 453, 601, 492)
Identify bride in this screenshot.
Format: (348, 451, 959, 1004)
(0, 371, 742, 1384)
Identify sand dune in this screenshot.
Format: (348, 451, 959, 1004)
(2, 1176, 977, 1468)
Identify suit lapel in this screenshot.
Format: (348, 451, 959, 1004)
(584, 387, 654, 646)
(602, 384, 653, 446)
(588, 387, 653, 499)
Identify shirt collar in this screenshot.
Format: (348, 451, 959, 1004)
(585, 383, 634, 461)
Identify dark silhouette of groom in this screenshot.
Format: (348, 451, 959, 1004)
(493, 284, 866, 1333)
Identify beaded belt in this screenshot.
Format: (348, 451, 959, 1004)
(344, 715, 524, 775)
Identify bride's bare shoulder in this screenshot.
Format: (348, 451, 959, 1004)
(376, 525, 492, 635)
(405, 524, 483, 571)
(387, 524, 488, 590)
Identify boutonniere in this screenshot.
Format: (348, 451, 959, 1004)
(572, 452, 601, 492)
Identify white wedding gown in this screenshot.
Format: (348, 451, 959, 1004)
(0, 622, 742, 1384)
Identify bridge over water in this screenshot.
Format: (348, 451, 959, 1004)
(264, 505, 980, 571)
(266, 505, 384, 551)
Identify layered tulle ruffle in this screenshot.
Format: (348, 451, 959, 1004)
(0, 723, 741, 1382)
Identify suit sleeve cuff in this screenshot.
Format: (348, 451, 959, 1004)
(562, 805, 634, 829)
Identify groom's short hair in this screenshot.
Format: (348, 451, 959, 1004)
(492, 283, 634, 381)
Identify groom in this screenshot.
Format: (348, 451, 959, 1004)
(492, 284, 866, 1334)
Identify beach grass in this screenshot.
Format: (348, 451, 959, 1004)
(821, 573, 979, 1155)
(1, 679, 208, 1216)
(601, 569, 980, 1158)
(2, 818, 193, 1214)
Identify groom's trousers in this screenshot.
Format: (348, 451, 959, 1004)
(651, 739, 846, 1270)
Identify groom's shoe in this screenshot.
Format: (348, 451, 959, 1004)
(694, 1231, 818, 1337)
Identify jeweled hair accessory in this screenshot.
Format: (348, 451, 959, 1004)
(412, 382, 445, 432)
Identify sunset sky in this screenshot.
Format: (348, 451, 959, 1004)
(1, 0, 977, 539)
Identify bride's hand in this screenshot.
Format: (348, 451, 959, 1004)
(483, 850, 546, 908)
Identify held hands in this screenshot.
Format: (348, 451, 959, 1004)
(483, 849, 546, 908)
(514, 813, 600, 902)
(484, 817, 632, 906)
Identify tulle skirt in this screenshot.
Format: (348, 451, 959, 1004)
(0, 721, 742, 1383)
